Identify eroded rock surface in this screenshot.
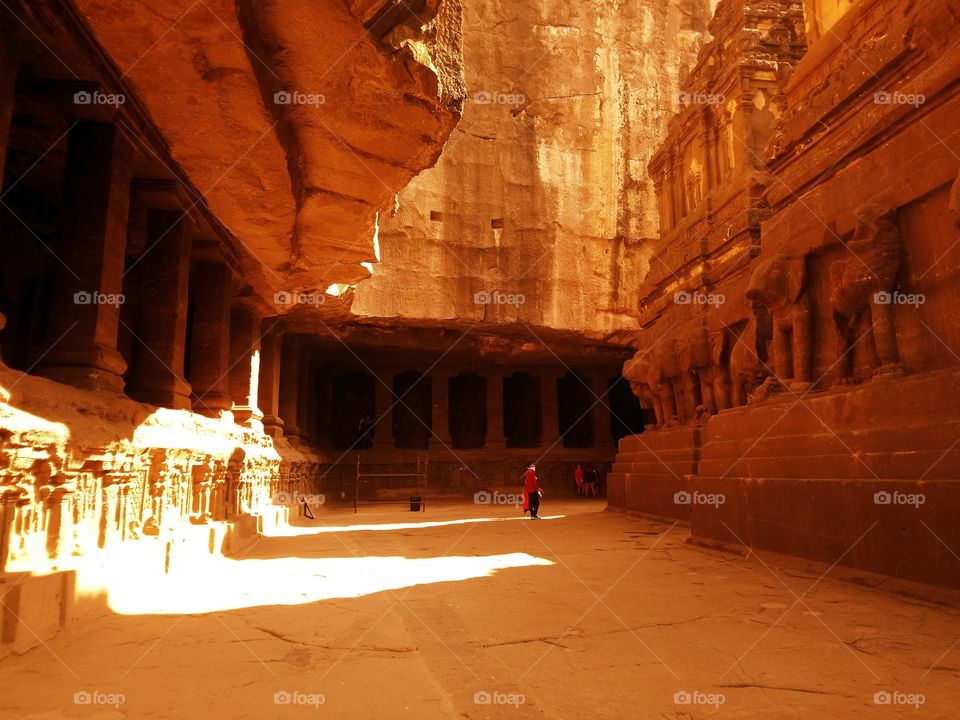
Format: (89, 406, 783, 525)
(352, 0, 718, 336)
(72, 0, 465, 290)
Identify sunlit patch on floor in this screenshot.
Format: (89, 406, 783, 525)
(270, 515, 567, 536)
(102, 552, 554, 615)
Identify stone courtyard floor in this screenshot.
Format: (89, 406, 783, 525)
(1, 500, 958, 719)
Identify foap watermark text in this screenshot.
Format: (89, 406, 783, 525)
(274, 690, 325, 707)
(674, 490, 725, 508)
(475, 290, 525, 306)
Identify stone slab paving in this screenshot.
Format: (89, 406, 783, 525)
(0, 501, 957, 719)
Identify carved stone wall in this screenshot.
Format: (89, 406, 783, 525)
(0, 365, 319, 576)
(611, 0, 960, 588)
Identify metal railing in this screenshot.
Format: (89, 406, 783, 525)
(353, 454, 428, 513)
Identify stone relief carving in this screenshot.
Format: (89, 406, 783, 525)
(728, 317, 773, 407)
(0, 426, 300, 571)
(745, 252, 813, 390)
(829, 204, 905, 381)
(950, 169, 960, 228)
(626, 323, 745, 428)
(706, 329, 733, 411)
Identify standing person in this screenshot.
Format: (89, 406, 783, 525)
(584, 465, 599, 497)
(524, 462, 541, 519)
(574, 464, 584, 497)
(357, 415, 374, 448)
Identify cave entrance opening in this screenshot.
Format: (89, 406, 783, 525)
(558, 371, 594, 448)
(332, 371, 375, 450)
(607, 376, 647, 439)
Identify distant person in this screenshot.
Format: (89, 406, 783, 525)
(574, 464, 584, 497)
(357, 415, 374, 448)
(523, 462, 541, 519)
(584, 465, 599, 498)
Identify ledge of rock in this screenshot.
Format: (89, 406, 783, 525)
(73, 0, 465, 291)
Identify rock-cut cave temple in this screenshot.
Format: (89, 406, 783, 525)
(0, 0, 959, 718)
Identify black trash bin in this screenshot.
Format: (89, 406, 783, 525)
(409, 496, 422, 512)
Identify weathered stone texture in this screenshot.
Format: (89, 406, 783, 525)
(610, 0, 960, 588)
(71, 0, 465, 293)
(352, 0, 718, 335)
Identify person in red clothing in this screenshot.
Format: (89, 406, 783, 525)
(523, 462, 541, 519)
(574, 464, 584, 497)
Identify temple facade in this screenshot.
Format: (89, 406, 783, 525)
(612, 0, 960, 589)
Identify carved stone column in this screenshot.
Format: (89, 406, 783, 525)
(0, 44, 16, 188)
(317, 374, 332, 449)
(126, 195, 194, 409)
(38, 122, 133, 392)
(278, 335, 302, 440)
(540, 369, 563, 448)
(188, 261, 233, 415)
(0, 493, 18, 573)
(299, 346, 318, 445)
(258, 326, 284, 441)
(228, 306, 264, 427)
(429, 372, 452, 449)
(373, 370, 394, 449)
(485, 370, 506, 449)
(0, 47, 15, 338)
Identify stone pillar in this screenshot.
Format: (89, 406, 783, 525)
(0, 493, 20, 573)
(258, 326, 284, 440)
(228, 306, 264, 427)
(591, 376, 613, 447)
(126, 207, 193, 408)
(317, 374, 332, 449)
(37, 122, 133, 392)
(540, 369, 563, 448)
(485, 370, 506, 449)
(373, 371, 394, 448)
(0, 44, 16, 187)
(299, 346, 317, 445)
(0, 50, 12, 340)
(278, 335, 302, 440)
(429, 372, 452, 449)
(188, 261, 233, 416)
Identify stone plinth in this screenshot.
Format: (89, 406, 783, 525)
(606, 425, 701, 520)
(690, 368, 960, 588)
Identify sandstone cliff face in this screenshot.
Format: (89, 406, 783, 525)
(71, 0, 465, 293)
(353, 0, 717, 336)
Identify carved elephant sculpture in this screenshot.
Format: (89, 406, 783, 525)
(705, 329, 733, 411)
(623, 343, 682, 428)
(727, 317, 772, 406)
(829, 203, 904, 381)
(676, 326, 716, 417)
(623, 352, 661, 427)
(745, 253, 813, 390)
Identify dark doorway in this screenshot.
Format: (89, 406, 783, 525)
(608, 376, 648, 439)
(331, 371, 376, 449)
(449, 373, 486, 448)
(504, 371, 541, 447)
(392, 371, 432, 449)
(558, 371, 593, 448)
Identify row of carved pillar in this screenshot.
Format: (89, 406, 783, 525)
(360, 369, 613, 451)
(0, 52, 285, 421)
